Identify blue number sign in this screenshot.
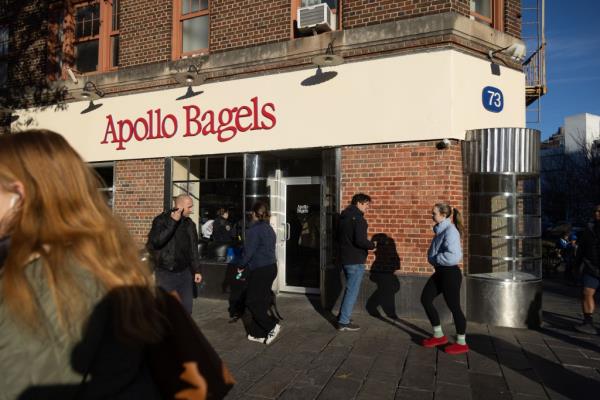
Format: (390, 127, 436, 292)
(482, 86, 504, 113)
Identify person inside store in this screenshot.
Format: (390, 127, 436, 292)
(212, 207, 236, 244)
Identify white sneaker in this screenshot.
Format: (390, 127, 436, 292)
(247, 334, 266, 344)
(265, 324, 281, 345)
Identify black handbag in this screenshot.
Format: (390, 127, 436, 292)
(146, 288, 235, 400)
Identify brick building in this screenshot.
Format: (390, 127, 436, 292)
(1, 1, 539, 322)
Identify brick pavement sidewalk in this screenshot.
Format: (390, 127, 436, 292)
(192, 279, 600, 400)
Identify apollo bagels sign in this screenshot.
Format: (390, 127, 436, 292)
(101, 96, 276, 150)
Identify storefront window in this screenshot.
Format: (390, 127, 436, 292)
(91, 162, 114, 208)
(171, 156, 243, 241)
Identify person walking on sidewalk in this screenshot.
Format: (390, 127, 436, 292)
(574, 204, 600, 335)
(147, 194, 203, 314)
(0, 130, 164, 399)
(337, 193, 376, 331)
(240, 201, 281, 344)
(420, 203, 468, 354)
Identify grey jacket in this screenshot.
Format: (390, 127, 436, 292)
(0, 258, 160, 400)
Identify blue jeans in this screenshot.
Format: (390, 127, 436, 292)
(155, 269, 193, 314)
(338, 264, 366, 324)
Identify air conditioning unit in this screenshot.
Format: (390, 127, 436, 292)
(297, 2, 336, 33)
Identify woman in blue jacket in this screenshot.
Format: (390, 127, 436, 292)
(420, 202, 468, 354)
(239, 201, 281, 344)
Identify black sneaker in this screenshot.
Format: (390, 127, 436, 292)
(338, 322, 360, 331)
(575, 322, 598, 335)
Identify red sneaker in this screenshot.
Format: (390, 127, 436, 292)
(444, 343, 469, 354)
(422, 335, 448, 347)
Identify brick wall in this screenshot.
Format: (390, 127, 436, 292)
(504, 0, 522, 38)
(343, 0, 470, 29)
(340, 141, 467, 275)
(119, 0, 172, 67)
(210, 0, 290, 53)
(114, 158, 165, 247)
(2, 1, 51, 108)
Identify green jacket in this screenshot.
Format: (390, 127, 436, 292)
(0, 258, 160, 400)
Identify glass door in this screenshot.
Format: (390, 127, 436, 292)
(279, 177, 321, 294)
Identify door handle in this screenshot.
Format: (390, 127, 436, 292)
(285, 223, 291, 241)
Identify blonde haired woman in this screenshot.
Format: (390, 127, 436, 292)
(0, 130, 163, 398)
(420, 203, 468, 355)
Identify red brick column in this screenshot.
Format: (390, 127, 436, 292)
(113, 158, 165, 247)
(340, 140, 468, 275)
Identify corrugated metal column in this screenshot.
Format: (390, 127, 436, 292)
(464, 128, 542, 328)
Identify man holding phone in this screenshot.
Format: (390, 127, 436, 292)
(147, 194, 203, 314)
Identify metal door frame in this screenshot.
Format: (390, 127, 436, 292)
(277, 176, 322, 294)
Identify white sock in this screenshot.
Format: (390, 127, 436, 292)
(433, 325, 444, 338)
(457, 334, 466, 345)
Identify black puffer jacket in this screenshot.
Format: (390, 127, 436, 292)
(212, 216, 235, 243)
(147, 212, 201, 274)
(338, 204, 375, 265)
(576, 221, 600, 278)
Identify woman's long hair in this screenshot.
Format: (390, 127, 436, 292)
(434, 202, 464, 235)
(0, 130, 163, 342)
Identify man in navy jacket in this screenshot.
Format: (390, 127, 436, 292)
(337, 193, 376, 331)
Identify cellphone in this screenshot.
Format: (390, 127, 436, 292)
(170, 207, 180, 213)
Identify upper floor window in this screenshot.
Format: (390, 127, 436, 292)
(0, 24, 8, 87)
(293, 0, 341, 38)
(74, 2, 101, 72)
(48, 0, 119, 78)
(470, 0, 504, 31)
(74, 0, 120, 72)
(172, 0, 209, 59)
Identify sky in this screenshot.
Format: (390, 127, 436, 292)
(527, 0, 600, 139)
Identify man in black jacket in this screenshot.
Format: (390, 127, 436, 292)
(337, 193, 376, 331)
(575, 204, 600, 334)
(147, 194, 202, 314)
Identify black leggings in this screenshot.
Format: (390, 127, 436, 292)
(245, 264, 278, 338)
(420, 267, 466, 335)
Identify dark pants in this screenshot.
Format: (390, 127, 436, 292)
(420, 266, 466, 335)
(245, 264, 278, 338)
(155, 269, 193, 314)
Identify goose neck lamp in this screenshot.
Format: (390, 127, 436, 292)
(175, 64, 205, 100)
(312, 41, 344, 71)
(487, 43, 526, 76)
(80, 81, 105, 114)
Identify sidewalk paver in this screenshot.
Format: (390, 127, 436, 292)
(192, 278, 600, 399)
